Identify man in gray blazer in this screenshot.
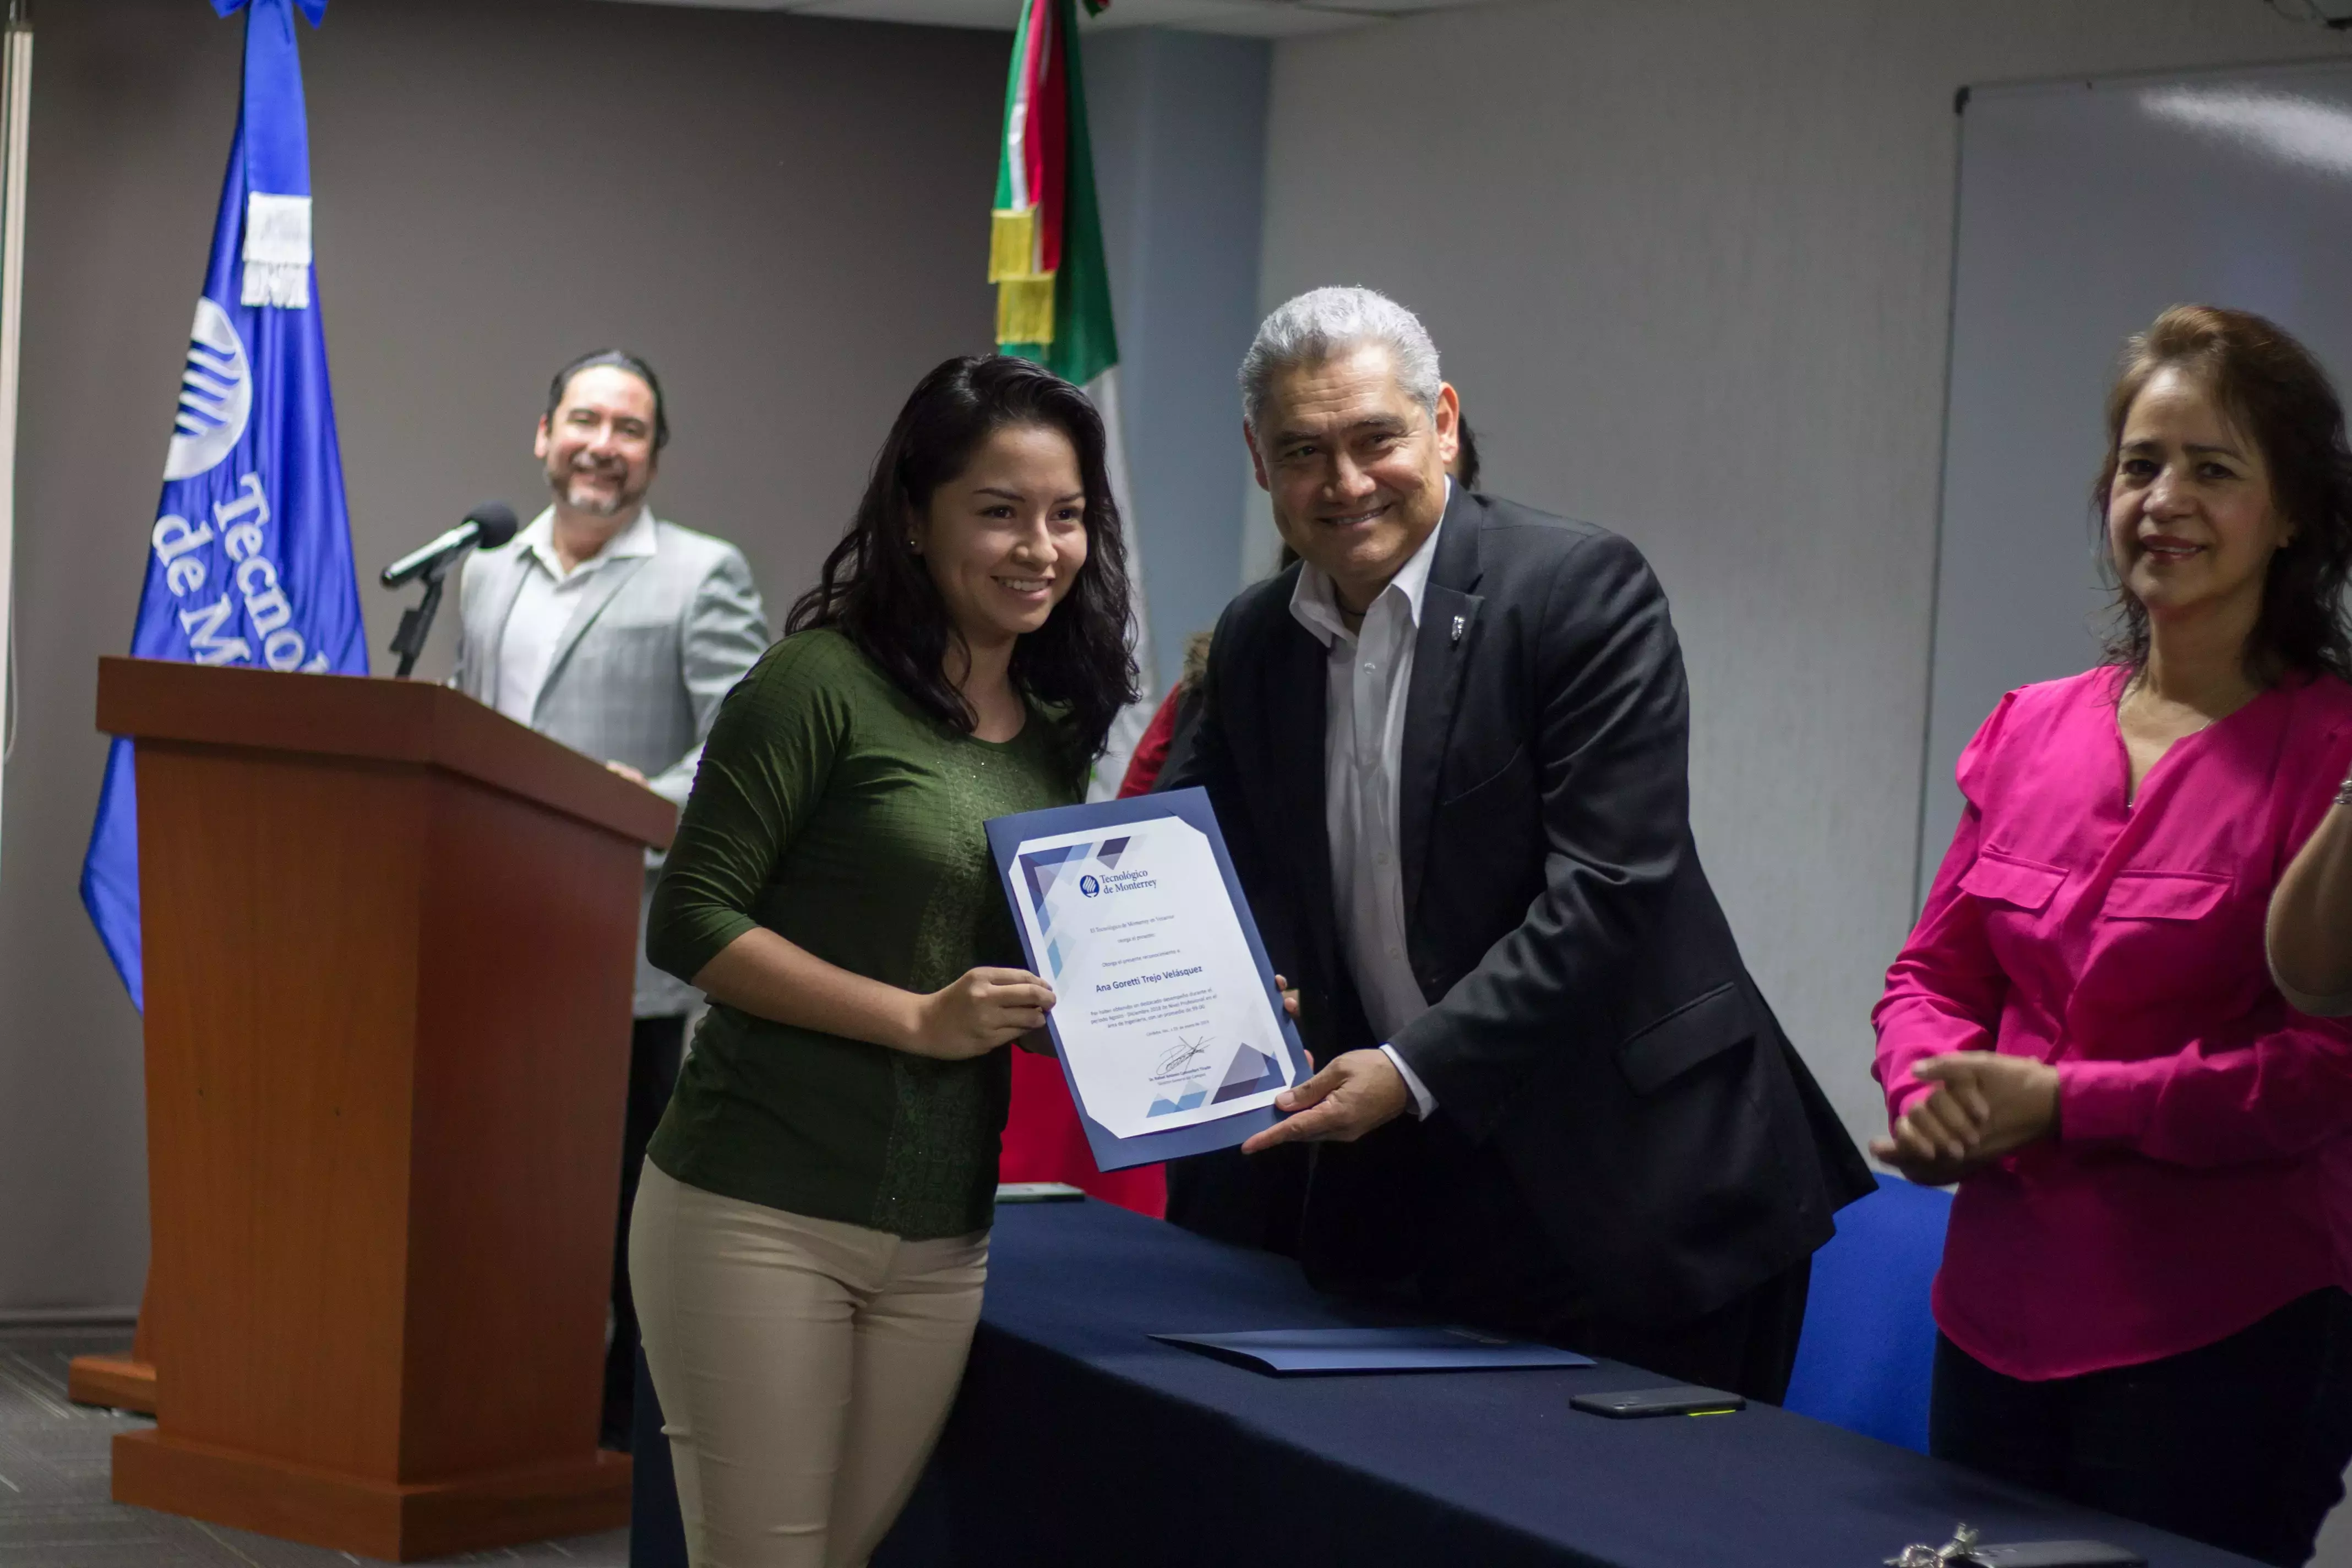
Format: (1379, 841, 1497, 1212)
(451, 350, 769, 1449)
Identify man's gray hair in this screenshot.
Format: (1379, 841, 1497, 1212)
(1239, 286, 1441, 437)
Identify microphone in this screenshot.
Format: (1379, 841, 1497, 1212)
(380, 502, 519, 587)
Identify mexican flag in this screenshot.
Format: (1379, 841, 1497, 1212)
(990, 0, 1154, 798)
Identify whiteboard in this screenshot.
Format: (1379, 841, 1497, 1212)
(1922, 61, 2352, 901)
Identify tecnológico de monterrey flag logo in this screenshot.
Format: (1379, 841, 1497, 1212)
(80, 0, 366, 1010)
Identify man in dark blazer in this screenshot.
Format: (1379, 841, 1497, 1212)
(1166, 287, 1871, 1400)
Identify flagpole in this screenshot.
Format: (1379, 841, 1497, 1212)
(0, 0, 31, 857)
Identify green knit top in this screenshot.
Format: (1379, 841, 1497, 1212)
(645, 628, 1081, 1239)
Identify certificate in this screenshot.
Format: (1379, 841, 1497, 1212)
(986, 788, 1313, 1172)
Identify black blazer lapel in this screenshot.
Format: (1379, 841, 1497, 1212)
(1401, 492, 1485, 924)
(1266, 613, 1344, 998)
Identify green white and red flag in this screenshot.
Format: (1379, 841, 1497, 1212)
(990, 0, 1155, 795)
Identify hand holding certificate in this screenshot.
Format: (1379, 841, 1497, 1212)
(986, 788, 1314, 1170)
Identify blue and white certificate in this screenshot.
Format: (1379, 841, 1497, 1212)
(986, 788, 1313, 1171)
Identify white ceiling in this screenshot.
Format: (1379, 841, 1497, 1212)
(605, 0, 1493, 39)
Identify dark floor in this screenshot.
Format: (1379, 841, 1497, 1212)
(0, 1325, 628, 1567)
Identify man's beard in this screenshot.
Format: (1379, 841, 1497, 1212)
(552, 461, 642, 518)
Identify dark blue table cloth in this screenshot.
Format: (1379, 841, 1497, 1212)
(635, 1197, 2263, 1568)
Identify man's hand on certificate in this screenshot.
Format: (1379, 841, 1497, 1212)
(1241, 1048, 1410, 1153)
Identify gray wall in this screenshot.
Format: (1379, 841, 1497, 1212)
(0, 0, 1004, 1312)
(1085, 29, 1271, 694)
(1257, 0, 2352, 1159)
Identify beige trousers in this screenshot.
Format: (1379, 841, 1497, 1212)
(629, 1163, 989, 1568)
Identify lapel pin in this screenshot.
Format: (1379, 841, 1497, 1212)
(1450, 614, 1466, 646)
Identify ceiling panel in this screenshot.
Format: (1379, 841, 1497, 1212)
(1174, 3, 1377, 34)
(791, 0, 1026, 27)
(1082, 0, 1299, 30)
(1294, 0, 1490, 13)
(608, 0, 802, 9)
(594, 0, 1482, 32)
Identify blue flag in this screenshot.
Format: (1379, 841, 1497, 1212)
(80, 0, 364, 1010)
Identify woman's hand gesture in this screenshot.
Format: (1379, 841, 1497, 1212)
(912, 967, 1057, 1060)
(1868, 1050, 2061, 1185)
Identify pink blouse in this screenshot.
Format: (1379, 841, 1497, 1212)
(1875, 664, 2352, 1381)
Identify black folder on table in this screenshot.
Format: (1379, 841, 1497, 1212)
(1151, 1326, 1597, 1376)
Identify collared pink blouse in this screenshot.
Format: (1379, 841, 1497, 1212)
(1875, 663, 2352, 1381)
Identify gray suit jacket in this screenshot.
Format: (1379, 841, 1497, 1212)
(451, 510, 770, 1016)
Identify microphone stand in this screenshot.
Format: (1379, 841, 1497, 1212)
(388, 546, 463, 679)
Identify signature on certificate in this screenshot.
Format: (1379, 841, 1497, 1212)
(1156, 1036, 1212, 1076)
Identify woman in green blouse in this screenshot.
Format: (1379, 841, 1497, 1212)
(630, 355, 1136, 1567)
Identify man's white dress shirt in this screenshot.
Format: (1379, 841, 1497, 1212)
(1286, 496, 1449, 1118)
(493, 504, 660, 726)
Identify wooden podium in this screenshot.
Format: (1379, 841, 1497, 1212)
(86, 657, 675, 1561)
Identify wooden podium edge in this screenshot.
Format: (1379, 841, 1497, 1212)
(67, 1354, 156, 1415)
(94, 658, 676, 850)
(113, 1429, 629, 1562)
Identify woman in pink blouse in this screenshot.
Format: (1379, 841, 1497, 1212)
(1875, 304, 2352, 1566)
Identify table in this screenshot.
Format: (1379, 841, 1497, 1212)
(639, 1198, 2263, 1567)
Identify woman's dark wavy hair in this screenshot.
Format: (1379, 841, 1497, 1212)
(2095, 304, 2352, 685)
(786, 355, 1137, 769)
